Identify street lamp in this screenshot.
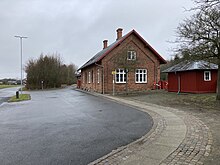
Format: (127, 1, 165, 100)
(14, 35, 28, 94)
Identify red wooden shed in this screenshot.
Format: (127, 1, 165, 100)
(163, 60, 218, 93)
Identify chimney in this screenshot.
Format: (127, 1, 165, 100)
(116, 28, 123, 40)
(103, 40, 108, 49)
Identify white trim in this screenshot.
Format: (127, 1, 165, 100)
(127, 51, 136, 60)
(135, 69, 147, 83)
(97, 69, 100, 84)
(204, 71, 211, 81)
(88, 71, 91, 83)
(115, 68, 126, 83)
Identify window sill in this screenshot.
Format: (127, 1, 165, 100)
(135, 82, 147, 84)
(115, 82, 126, 84)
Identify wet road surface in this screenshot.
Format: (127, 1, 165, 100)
(0, 88, 153, 165)
(0, 87, 20, 105)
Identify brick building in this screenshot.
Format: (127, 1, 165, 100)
(78, 28, 166, 94)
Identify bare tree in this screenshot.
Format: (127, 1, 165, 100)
(176, 0, 220, 100)
(25, 53, 77, 89)
(193, 0, 220, 10)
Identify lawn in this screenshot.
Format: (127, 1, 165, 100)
(9, 94, 31, 102)
(0, 85, 18, 89)
(120, 90, 219, 111)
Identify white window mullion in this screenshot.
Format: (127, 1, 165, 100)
(97, 69, 100, 84)
(115, 68, 126, 83)
(88, 71, 91, 84)
(204, 71, 211, 81)
(127, 51, 136, 60)
(135, 69, 147, 83)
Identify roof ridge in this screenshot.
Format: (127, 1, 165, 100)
(78, 29, 166, 70)
(163, 60, 218, 73)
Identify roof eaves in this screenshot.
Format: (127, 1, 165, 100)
(162, 60, 218, 73)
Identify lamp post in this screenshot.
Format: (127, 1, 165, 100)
(15, 35, 28, 94)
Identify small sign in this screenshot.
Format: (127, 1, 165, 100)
(112, 71, 116, 75)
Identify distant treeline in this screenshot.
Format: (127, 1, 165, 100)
(25, 53, 77, 89)
(0, 78, 20, 85)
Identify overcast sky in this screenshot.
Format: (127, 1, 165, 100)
(0, 0, 195, 79)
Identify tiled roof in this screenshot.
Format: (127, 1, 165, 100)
(78, 29, 166, 70)
(78, 36, 124, 70)
(163, 60, 218, 73)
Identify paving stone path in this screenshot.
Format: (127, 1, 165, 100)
(161, 115, 212, 165)
(88, 96, 213, 165)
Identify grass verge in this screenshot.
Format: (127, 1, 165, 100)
(9, 94, 31, 102)
(119, 90, 219, 111)
(0, 85, 18, 89)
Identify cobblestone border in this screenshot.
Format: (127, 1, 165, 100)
(130, 99, 213, 165)
(160, 115, 213, 165)
(75, 90, 212, 165)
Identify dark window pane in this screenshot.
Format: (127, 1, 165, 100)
(136, 74, 139, 82)
(120, 74, 123, 81)
(116, 74, 119, 82)
(127, 52, 131, 59)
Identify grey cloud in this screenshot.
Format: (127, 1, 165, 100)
(0, 0, 195, 78)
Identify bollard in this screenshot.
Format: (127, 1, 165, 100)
(16, 91, 19, 99)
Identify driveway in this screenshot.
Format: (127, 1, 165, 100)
(0, 88, 153, 165)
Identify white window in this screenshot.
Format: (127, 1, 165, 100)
(136, 69, 147, 83)
(115, 69, 126, 83)
(204, 71, 211, 81)
(88, 71, 91, 83)
(93, 70, 95, 83)
(97, 69, 100, 84)
(127, 51, 136, 60)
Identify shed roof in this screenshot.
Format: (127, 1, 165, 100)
(78, 29, 166, 70)
(163, 60, 218, 73)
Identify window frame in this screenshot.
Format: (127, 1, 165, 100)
(115, 68, 127, 83)
(82, 72, 85, 84)
(127, 51, 136, 60)
(84, 72, 87, 84)
(135, 69, 147, 83)
(204, 71, 211, 81)
(97, 69, 100, 84)
(92, 70, 94, 83)
(88, 71, 91, 84)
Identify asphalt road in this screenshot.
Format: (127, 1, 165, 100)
(0, 87, 20, 105)
(0, 87, 153, 165)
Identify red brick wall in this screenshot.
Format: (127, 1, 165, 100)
(81, 33, 162, 94)
(81, 65, 103, 93)
(102, 34, 160, 94)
